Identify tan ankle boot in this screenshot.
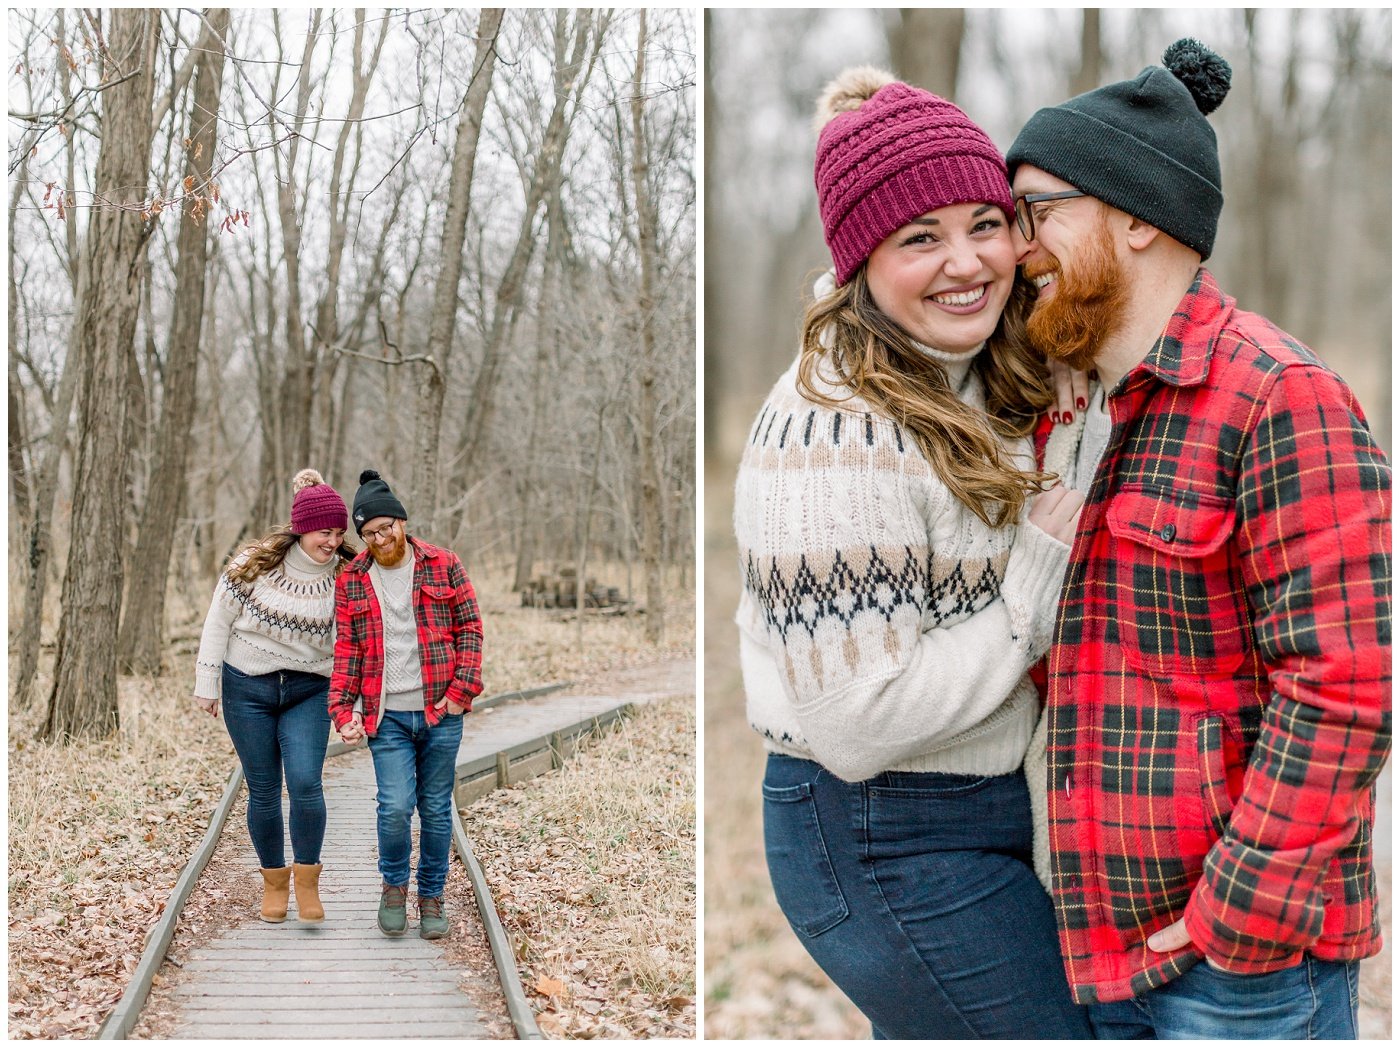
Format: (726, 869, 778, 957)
(293, 863, 324, 923)
(259, 866, 291, 923)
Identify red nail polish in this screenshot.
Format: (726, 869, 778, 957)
(1051, 412, 1061, 425)
(1064, 412, 1074, 425)
(1076, 397, 1086, 411)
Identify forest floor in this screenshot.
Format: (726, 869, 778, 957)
(702, 458, 1392, 1040)
(8, 566, 694, 1040)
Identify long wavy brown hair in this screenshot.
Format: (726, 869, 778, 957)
(797, 268, 1054, 528)
(226, 525, 357, 585)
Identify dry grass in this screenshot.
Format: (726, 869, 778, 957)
(469, 695, 697, 1038)
(8, 562, 694, 1039)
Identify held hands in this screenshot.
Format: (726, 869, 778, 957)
(338, 713, 366, 745)
(194, 695, 219, 718)
(1028, 483, 1086, 546)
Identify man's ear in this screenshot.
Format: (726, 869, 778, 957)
(1125, 216, 1162, 252)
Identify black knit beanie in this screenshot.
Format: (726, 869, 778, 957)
(1007, 39, 1232, 259)
(351, 469, 407, 534)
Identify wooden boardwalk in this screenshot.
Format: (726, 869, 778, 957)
(164, 752, 492, 1039)
(145, 672, 691, 1039)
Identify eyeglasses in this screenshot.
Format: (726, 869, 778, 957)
(1014, 190, 1087, 242)
(361, 521, 400, 542)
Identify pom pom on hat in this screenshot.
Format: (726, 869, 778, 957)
(813, 66, 896, 132)
(1162, 38, 1231, 115)
(360, 469, 380, 485)
(293, 468, 325, 494)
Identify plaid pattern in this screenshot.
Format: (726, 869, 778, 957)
(328, 537, 484, 735)
(1036, 269, 1391, 1004)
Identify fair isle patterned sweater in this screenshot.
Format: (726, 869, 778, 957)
(194, 541, 339, 701)
(734, 344, 1073, 783)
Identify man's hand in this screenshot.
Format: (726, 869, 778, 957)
(194, 695, 219, 718)
(434, 695, 468, 716)
(1147, 918, 1227, 970)
(1146, 917, 1192, 954)
(338, 713, 365, 744)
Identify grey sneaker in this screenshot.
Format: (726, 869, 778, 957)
(418, 894, 449, 940)
(378, 883, 408, 937)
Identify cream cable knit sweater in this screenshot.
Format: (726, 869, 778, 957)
(194, 541, 339, 701)
(735, 342, 1074, 783)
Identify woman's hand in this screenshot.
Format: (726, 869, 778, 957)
(1028, 483, 1085, 546)
(338, 713, 365, 744)
(194, 695, 219, 718)
(1049, 359, 1091, 425)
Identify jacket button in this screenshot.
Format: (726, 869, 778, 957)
(1160, 523, 1177, 542)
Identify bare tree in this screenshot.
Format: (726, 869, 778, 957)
(117, 8, 229, 676)
(412, 8, 503, 536)
(44, 9, 160, 739)
(448, 10, 605, 546)
(630, 10, 664, 643)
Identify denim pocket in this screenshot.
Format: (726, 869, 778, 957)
(762, 780, 849, 937)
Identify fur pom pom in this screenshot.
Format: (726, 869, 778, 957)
(292, 468, 324, 493)
(359, 469, 381, 485)
(1162, 38, 1231, 116)
(814, 66, 896, 132)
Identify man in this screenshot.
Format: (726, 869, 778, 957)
(328, 469, 484, 939)
(1006, 38, 1390, 1038)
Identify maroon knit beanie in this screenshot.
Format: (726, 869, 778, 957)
(814, 68, 1014, 285)
(290, 469, 348, 535)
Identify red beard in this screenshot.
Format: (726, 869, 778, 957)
(368, 530, 408, 568)
(1025, 216, 1129, 374)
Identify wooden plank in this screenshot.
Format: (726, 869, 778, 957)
(505, 747, 554, 785)
(172, 982, 465, 997)
(171, 1021, 477, 1038)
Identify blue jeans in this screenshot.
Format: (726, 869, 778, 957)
(762, 754, 1091, 1039)
(220, 666, 331, 868)
(367, 709, 463, 897)
(1089, 955, 1360, 1039)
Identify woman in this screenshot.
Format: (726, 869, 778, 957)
(733, 68, 1091, 1037)
(194, 469, 355, 925)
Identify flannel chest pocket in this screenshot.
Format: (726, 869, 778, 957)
(1106, 485, 1247, 677)
(420, 584, 457, 633)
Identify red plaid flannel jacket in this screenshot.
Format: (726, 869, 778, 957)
(1036, 270, 1391, 1004)
(327, 536, 484, 736)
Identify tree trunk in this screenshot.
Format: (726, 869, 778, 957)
(118, 8, 229, 676)
(1071, 9, 1103, 98)
(413, 8, 503, 537)
(630, 11, 664, 644)
(14, 8, 88, 704)
(8, 157, 34, 560)
(886, 9, 963, 97)
(44, 9, 160, 740)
